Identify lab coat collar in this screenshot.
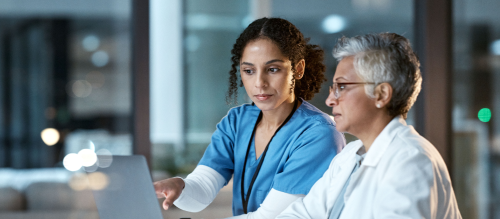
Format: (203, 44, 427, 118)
(331, 140, 364, 177)
(361, 115, 406, 167)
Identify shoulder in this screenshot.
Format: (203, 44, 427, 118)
(291, 101, 344, 143)
(222, 103, 259, 122)
(295, 100, 335, 127)
(378, 125, 454, 187)
(388, 125, 447, 171)
(393, 126, 437, 157)
(214, 103, 260, 134)
(288, 101, 345, 151)
(226, 103, 259, 116)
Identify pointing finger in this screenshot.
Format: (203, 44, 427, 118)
(163, 192, 172, 210)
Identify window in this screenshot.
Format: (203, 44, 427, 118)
(452, 0, 500, 217)
(0, 1, 133, 169)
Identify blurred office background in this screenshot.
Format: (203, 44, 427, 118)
(0, 0, 499, 218)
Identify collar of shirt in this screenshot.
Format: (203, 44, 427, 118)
(354, 146, 366, 166)
(361, 115, 406, 167)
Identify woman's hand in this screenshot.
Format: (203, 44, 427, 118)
(153, 177, 185, 210)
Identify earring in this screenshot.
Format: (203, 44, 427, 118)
(376, 103, 381, 108)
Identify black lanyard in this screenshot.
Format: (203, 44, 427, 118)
(240, 99, 299, 213)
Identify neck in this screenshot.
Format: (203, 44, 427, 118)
(355, 113, 394, 152)
(260, 97, 299, 129)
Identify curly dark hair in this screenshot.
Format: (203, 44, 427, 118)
(226, 17, 327, 104)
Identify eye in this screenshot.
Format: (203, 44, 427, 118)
(242, 69, 253, 74)
(268, 68, 279, 73)
(338, 83, 347, 91)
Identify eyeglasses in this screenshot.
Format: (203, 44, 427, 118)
(329, 82, 376, 99)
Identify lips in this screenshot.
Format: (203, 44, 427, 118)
(255, 94, 272, 101)
(332, 112, 341, 117)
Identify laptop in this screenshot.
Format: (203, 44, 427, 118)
(87, 155, 164, 219)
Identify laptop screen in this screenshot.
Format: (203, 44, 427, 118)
(88, 155, 163, 219)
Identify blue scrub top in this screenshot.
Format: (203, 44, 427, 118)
(198, 100, 345, 215)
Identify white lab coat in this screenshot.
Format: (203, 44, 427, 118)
(277, 116, 462, 219)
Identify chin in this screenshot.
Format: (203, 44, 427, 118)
(253, 101, 278, 111)
(254, 103, 275, 111)
(334, 122, 347, 133)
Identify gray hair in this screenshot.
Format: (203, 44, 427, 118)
(332, 33, 422, 119)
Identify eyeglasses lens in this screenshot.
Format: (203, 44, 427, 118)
(329, 84, 340, 99)
(334, 84, 339, 99)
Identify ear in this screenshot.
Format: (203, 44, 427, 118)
(294, 59, 305, 80)
(374, 83, 392, 109)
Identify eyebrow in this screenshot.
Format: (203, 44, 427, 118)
(241, 62, 254, 66)
(265, 59, 285, 65)
(241, 59, 285, 66)
(335, 77, 348, 81)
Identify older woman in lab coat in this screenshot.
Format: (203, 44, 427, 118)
(277, 33, 462, 219)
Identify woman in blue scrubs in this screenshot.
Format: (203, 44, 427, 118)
(154, 17, 345, 218)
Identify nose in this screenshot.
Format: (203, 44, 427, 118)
(325, 91, 338, 107)
(255, 71, 267, 88)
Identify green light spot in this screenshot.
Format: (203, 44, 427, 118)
(478, 108, 491, 122)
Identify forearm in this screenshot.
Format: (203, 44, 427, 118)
(173, 165, 227, 212)
(225, 189, 304, 219)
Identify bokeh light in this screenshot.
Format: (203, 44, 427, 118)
(78, 149, 98, 167)
(69, 173, 89, 191)
(91, 50, 109, 67)
(68, 172, 109, 191)
(322, 15, 346, 34)
(96, 149, 113, 168)
(88, 172, 109, 190)
(63, 153, 83, 171)
(491, 39, 500, 56)
(478, 108, 492, 122)
(72, 80, 92, 97)
(82, 35, 100, 52)
(40, 128, 60, 146)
